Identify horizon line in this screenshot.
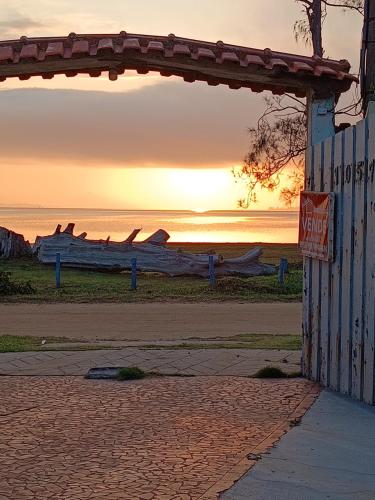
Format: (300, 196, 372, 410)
(0, 205, 299, 212)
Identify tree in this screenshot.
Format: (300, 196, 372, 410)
(235, 0, 364, 208)
(295, 0, 323, 57)
(295, 1, 363, 56)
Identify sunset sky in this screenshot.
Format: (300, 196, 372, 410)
(0, 0, 363, 211)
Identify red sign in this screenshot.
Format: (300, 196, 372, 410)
(299, 191, 335, 261)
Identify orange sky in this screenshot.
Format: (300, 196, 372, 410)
(0, 0, 362, 211)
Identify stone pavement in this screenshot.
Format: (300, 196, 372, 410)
(0, 376, 319, 500)
(222, 390, 375, 500)
(0, 347, 301, 377)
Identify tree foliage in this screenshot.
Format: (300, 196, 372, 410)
(235, 0, 363, 208)
(234, 95, 306, 207)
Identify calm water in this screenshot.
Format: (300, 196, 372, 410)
(0, 208, 299, 243)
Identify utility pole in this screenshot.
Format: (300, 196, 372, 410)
(362, 0, 375, 113)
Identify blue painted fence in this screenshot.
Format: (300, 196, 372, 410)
(303, 103, 375, 404)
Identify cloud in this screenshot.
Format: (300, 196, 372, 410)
(0, 7, 47, 39)
(0, 81, 265, 168)
(0, 17, 44, 31)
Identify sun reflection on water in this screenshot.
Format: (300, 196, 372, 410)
(0, 208, 299, 243)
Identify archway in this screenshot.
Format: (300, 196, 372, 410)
(2, 31, 366, 399)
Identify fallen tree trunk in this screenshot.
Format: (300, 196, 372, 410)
(0, 227, 32, 258)
(32, 224, 275, 277)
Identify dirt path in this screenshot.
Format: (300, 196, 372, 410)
(0, 302, 301, 341)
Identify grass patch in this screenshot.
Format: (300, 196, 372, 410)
(0, 335, 114, 353)
(118, 366, 146, 380)
(216, 272, 301, 296)
(253, 366, 302, 378)
(140, 334, 301, 351)
(254, 366, 288, 378)
(0, 249, 302, 304)
(287, 370, 303, 378)
(0, 270, 35, 296)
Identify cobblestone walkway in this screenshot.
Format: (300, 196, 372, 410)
(0, 376, 318, 500)
(0, 348, 301, 377)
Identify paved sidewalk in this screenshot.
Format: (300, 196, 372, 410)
(0, 376, 318, 500)
(0, 302, 301, 340)
(222, 390, 375, 500)
(0, 348, 301, 376)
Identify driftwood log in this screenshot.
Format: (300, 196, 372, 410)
(33, 223, 275, 277)
(0, 226, 31, 258)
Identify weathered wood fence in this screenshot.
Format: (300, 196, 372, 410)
(303, 104, 375, 404)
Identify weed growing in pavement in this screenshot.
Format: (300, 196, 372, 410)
(118, 367, 146, 380)
(253, 366, 289, 378)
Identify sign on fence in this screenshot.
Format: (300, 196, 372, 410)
(299, 191, 335, 262)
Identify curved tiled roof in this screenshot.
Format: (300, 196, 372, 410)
(0, 33, 357, 97)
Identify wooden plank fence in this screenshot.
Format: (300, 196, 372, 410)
(303, 104, 375, 404)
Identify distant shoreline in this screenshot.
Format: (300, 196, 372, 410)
(0, 206, 299, 213)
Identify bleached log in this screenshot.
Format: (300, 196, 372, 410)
(144, 229, 170, 245)
(63, 223, 75, 234)
(0, 227, 32, 258)
(32, 224, 275, 277)
(224, 248, 262, 264)
(215, 248, 268, 276)
(124, 228, 141, 243)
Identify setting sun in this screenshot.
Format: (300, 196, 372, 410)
(166, 168, 233, 210)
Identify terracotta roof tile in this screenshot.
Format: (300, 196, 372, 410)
(314, 65, 338, 77)
(0, 33, 357, 97)
(196, 47, 216, 60)
(146, 41, 164, 53)
(0, 46, 13, 62)
(72, 40, 90, 57)
(19, 44, 38, 60)
(268, 58, 289, 70)
(219, 52, 240, 64)
(171, 44, 191, 56)
(45, 42, 64, 58)
(97, 38, 114, 52)
(289, 61, 315, 73)
(123, 38, 141, 50)
(241, 54, 266, 68)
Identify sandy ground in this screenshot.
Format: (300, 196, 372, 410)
(0, 302, 301, 341)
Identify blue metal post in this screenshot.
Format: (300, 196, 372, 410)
(284, 259, 289, 273)
(131, 257, 137, 291)
(209, 255, 216, 288)
(56, 253, 61, 289)
(278, 258, 288, 285)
